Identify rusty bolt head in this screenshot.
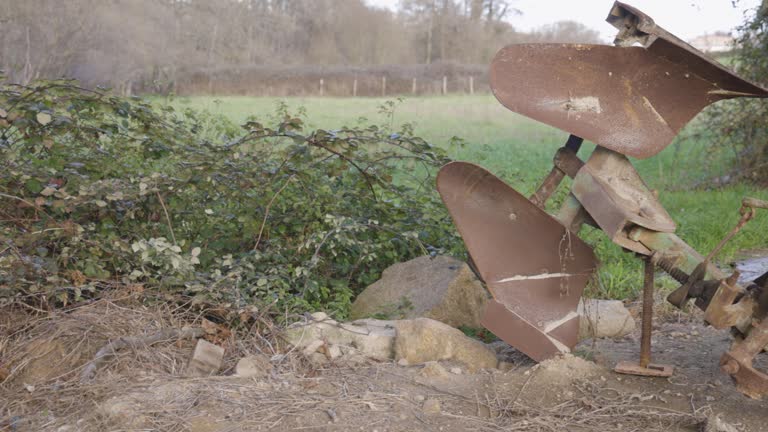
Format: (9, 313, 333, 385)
(721, 359, 740, 375)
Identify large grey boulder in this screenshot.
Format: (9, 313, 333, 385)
(350, 255, 489, 328)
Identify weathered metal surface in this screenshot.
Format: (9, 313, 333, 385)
(572, 147, 676, 251)
(615, 257, 674, 377)
(436, 162, 597, 361)
(529, 135, 583, 208)
(490, 3, 768, 159)
(720, 316, 768, 399)
(436, 1, 768, 398)
(614, 361, 674, 377)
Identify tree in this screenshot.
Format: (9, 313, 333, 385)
(699, 1, 768, 183)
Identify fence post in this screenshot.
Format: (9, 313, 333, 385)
(469, 76, 474, 95)
(353, 78, 358, 97)
(442, 76, 447, 95)
(382, 76, 387, 97)
(319, 78, 324, 97)
(412, 78, 417, 95)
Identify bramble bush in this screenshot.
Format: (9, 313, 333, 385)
(694, 4, 768, 185)
(0, 77, 463, 317)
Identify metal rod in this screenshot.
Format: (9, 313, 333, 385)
(529, 135, 583, 208)
(640, 256, 654, 368)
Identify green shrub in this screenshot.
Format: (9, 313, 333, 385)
(0, 78, 461, 317)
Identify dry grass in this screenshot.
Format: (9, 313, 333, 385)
(1, 292, 712, 432)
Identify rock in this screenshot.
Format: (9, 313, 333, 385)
(235, 355, 271, 378)
(308, 352, 329, 366)
(449, 367, 462, 375)
(325, 344, 342, 360)
(497, 361, 515, 372)
(706, 415, 739, 432)
(397, 358, 410, 367)
(187, 339, 224, 376)
(420, 361, 449, 378)
(283, 319, 395, 361)
(350, 255, 489, 328)
(578, 299, 635, 340)
(311, 312, 331, 322)
(393, 318, 498, 372)
(302, 340, 326, 357)
(422, 398, 441, 415)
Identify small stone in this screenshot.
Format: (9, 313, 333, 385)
(188, 339, 224, 376)
(420, 361, 449, 378)
(449, 367, 462, 375)
(414, 395, 425, 402)
(705, 396, 715, 401)
(235, 355, 271, 378)
(497, 361, 515, 372)
(309, 352, 329, 366)
(311, 312, 329, 321)
(326, 344, 342, 360)
(422, 398, 441, 415)
(302, 340, 325, 357)
(397, 358, 410, 367)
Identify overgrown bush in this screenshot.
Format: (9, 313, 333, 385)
(697, 3, 768, 184)
(0, 78, 462, 317)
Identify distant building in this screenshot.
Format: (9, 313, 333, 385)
(688, 32, 735, 53)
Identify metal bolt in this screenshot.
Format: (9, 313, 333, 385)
(721, 360, 740, 375)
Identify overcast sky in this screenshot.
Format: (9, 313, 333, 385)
(365, 0, 762, 41)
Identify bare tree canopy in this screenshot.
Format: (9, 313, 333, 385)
(0, 0, 601, 90)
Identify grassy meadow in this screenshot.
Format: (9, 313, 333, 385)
(165, 94, 768, 299)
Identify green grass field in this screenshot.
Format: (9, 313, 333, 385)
(166, 94, 768, 299)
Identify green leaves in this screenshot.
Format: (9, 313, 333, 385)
(0, 79, 459, 317)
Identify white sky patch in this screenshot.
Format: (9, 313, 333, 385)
(365, 0, 761, 42)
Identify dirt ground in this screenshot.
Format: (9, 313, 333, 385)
(0, 293, 766, 432)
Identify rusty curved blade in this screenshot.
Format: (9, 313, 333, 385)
(437, 162, 597, 361)
(490, 43, 768, 159)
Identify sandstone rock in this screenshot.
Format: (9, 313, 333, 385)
(235, 355, 271, 378)
(302, 340, 325, 357)
(325, 344, 342, 360)
(350, 255, 488, 328)
(283, 318, 395, 360)
(422, 398, 441, 415)
(393, 318, 498, 372)
(419, 361, 449, 378)
(578, 299, 635, 340)
(187, 339, 224, 376)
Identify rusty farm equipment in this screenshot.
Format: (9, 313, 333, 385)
(436, 2, 768, 398)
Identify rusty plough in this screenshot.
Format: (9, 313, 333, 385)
(437, 2, 768, 398)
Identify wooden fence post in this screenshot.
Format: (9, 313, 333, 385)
(469, 76, 474, 95)
(319, 78, 324, 97)
(353, 78, 358, 97)
(382, 76, 387, 97)
(412, 78, 417, 95)
(442, 76, 447, 95)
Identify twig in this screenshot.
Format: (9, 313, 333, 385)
(253, 174, 296, 251)
(80, 327, 204, 382)
(156, 191, 177, 245)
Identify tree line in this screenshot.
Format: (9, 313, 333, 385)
(0, 0, 600, 92)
